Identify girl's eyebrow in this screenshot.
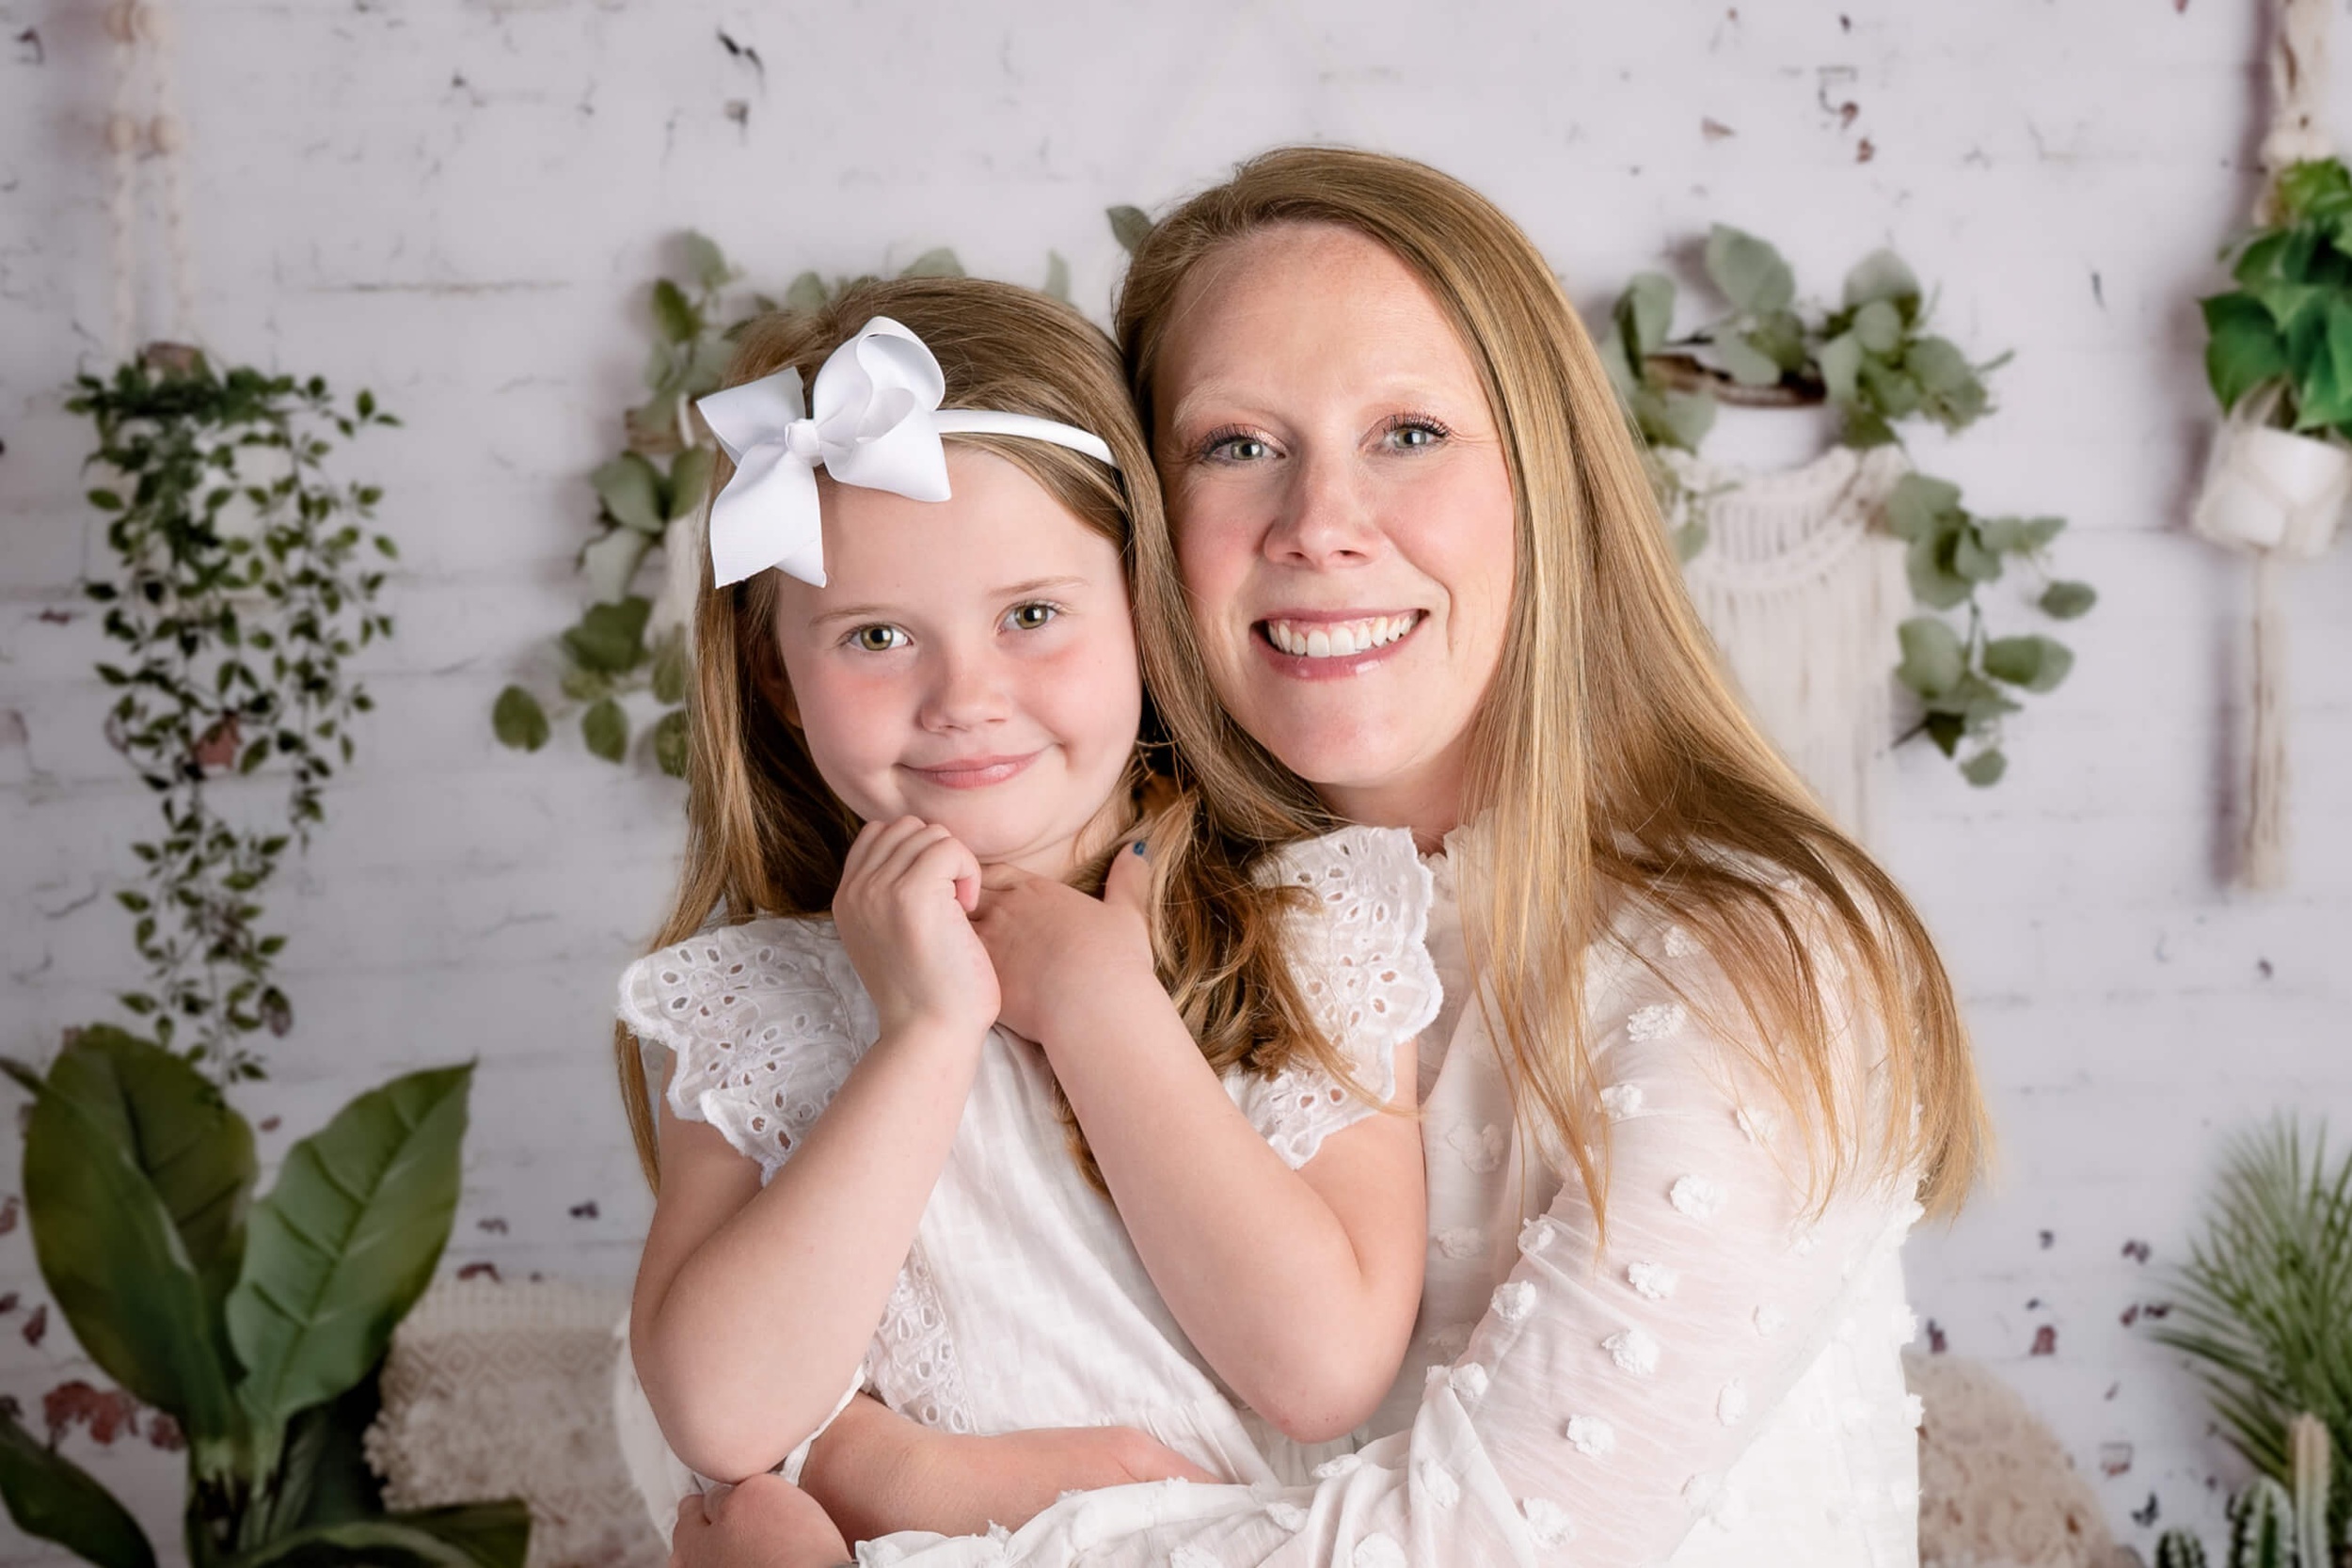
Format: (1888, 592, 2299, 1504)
(806, 576, 1092, 628)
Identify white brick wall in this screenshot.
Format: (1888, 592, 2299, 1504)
(2, 1, 2344, 1560)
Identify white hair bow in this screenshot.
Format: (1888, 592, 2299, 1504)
(695, 315, 1119, 588)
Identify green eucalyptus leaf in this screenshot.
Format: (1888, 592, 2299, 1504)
(1748, 309, 1808, 372)
(2040, 579, 2098, 619)
(1617, 272, 1677, 363)
(1843, 248, 1921, 312)
(1959, 748, 2009, 787)
(1704, 226, 1795, 315)
(0, 1405, 156, 1568)
(1597, 326, 1640, 404)
(1922, 710, 1967, 758)
(1905, 537, 1974, 610)
(898, 247, 964, 279)
(649, 632, 691, 706)
(1883, 473, 1963, 541)
(1895, 616, 1966, 699)
(227, 1065, 472, 1430)
(561, 596, 653, 674)
(650, 279, 699, 344)
(590, 453, 666, 536)
(1107, 205, 1153, 255)
(1851, 299, 1904, 356)
(784, 271, 830, 313)
(666, 446, 716, 521)
(2202, 293, 2289, 413)
(490, 687, 549, 752)
(1709, 329, 1782, 388)
(21, 1067, 237, 1438)
(582, 697, 628, 763)
(1905, 336, 1979, 399)
(652, 707, 691, 778)
(559, 665, 614, 703)
(681, 231, 730, 293)
(1841, 405, 1899, 449)
(1043, 250, 1072, 303)
(580, 528, 652, 605)
(1950, 527, 2004, 583)
(47, 1027, 255, 1309)
(1820, 333, 1864, 405)
(1857, 356, 1924, 420)
(1656, 388, 1717, 453)
(1983, 634, 2074, 692)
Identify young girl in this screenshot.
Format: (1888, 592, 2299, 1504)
(615, 278, 1438, 1549)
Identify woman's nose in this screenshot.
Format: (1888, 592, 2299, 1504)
(1264, 450, 1383, 567)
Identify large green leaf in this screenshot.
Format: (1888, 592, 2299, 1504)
(579, 527, 652, 605)
(251, 1364, 386, 1543)
(489, 687, 549, 753)
(231, 1501, 530, 1568)
(666, 445, 716, 522)
(21, 1065, 238, 1439)
(227, 1066, 472, 1431)
(48, 1026, 256, 1308)
(0, 1405, 157, 1568)
(1983, 634, 2074, 693)
(2201, 293, 2288, 413)
(589, 453, 666, 537)
(1895, 616, 1964, 699)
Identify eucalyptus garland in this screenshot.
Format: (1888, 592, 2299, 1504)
(1599, 227, 2097, 785)
(70, 348, 398, 1080)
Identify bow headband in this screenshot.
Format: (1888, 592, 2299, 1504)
(694, 315, 1120, 588)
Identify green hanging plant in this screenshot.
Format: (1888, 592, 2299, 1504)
(1596, 227, 2091, 785)
(0, 1028, 524, 1568)
(2202, 156, 2352, 436)
(68, 350, 399, 1081)
(493, 228, 1081, 776)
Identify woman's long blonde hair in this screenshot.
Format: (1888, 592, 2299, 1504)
(620, 276, 1345, 1188)
(1115, 148, 1989, 1225)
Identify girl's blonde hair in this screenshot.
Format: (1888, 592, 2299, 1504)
(621, 276, 1344, 1188)
(1114, 147, 1989, 1226)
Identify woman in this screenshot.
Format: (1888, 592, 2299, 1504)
(669, 147, 1987, 1566)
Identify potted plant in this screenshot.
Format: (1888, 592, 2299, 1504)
(2148, 1118, 2350, 1567)
(2195, 156, 2352, 559)
(0, 1028, 525, 1568)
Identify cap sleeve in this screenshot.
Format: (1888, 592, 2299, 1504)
(616, 918, 877, 1183)
(1227, 825, 1442, 1169)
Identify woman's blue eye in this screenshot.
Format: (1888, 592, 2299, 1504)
(1203, 431, 1272, 463)
(1386, 420, 1447, 450)
(851, 625, 909, 652)
(1007, 603, 1058, 632)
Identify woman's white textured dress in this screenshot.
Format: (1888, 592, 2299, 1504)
(859, 826, 1926, 1566)
(612, 827, 1442, 1522)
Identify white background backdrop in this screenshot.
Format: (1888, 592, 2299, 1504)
(3, 1, 2348, 1560)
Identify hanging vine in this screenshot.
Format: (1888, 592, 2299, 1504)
(72, 348, 398, 1081)
(1598, 226, 2098, 785)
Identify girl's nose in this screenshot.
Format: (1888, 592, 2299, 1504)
(917, 644, 1011, 733)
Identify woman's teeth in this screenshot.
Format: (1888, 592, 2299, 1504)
(1263, 613, 1419, 658)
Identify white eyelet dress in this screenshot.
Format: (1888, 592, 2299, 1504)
(612, 826, 1442, 1534)
(850, 824, 1926, 1567)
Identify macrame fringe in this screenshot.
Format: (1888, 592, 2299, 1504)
(1671, 445, 1912, 845)
(2247, 551, 2290, 891)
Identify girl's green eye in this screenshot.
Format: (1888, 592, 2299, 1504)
(1008, 603, 1057, 631)
(852, 626, 909, 652)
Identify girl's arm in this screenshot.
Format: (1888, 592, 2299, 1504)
(630, 819, 998, 1481)
(973, 839, 1430, 1445)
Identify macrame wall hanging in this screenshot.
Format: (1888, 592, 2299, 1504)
(1672, 445, 1912, 844)
(2189, 0, 2347, 890)
(102, 0, 197, 365)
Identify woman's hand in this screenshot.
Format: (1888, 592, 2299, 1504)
(669, 1477, 850, 1568)
(833, 816, 999, 1040)
(971, 841, 1155, 1045)
(800, 1393, 1218, 1542)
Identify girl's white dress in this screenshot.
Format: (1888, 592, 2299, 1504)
(612, 827, 1441, 1520)
(854, 824, 1926, 1567)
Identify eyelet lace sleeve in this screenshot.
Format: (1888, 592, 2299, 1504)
(615, 918, 876, 1184)
(1227, 826, 1442, 1168)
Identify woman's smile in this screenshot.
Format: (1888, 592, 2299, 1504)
(1254, 609, 1425, 677)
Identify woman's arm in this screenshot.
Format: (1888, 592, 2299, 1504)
(632, 821, 998, 1481)
(973, 846, 1429, 1444)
